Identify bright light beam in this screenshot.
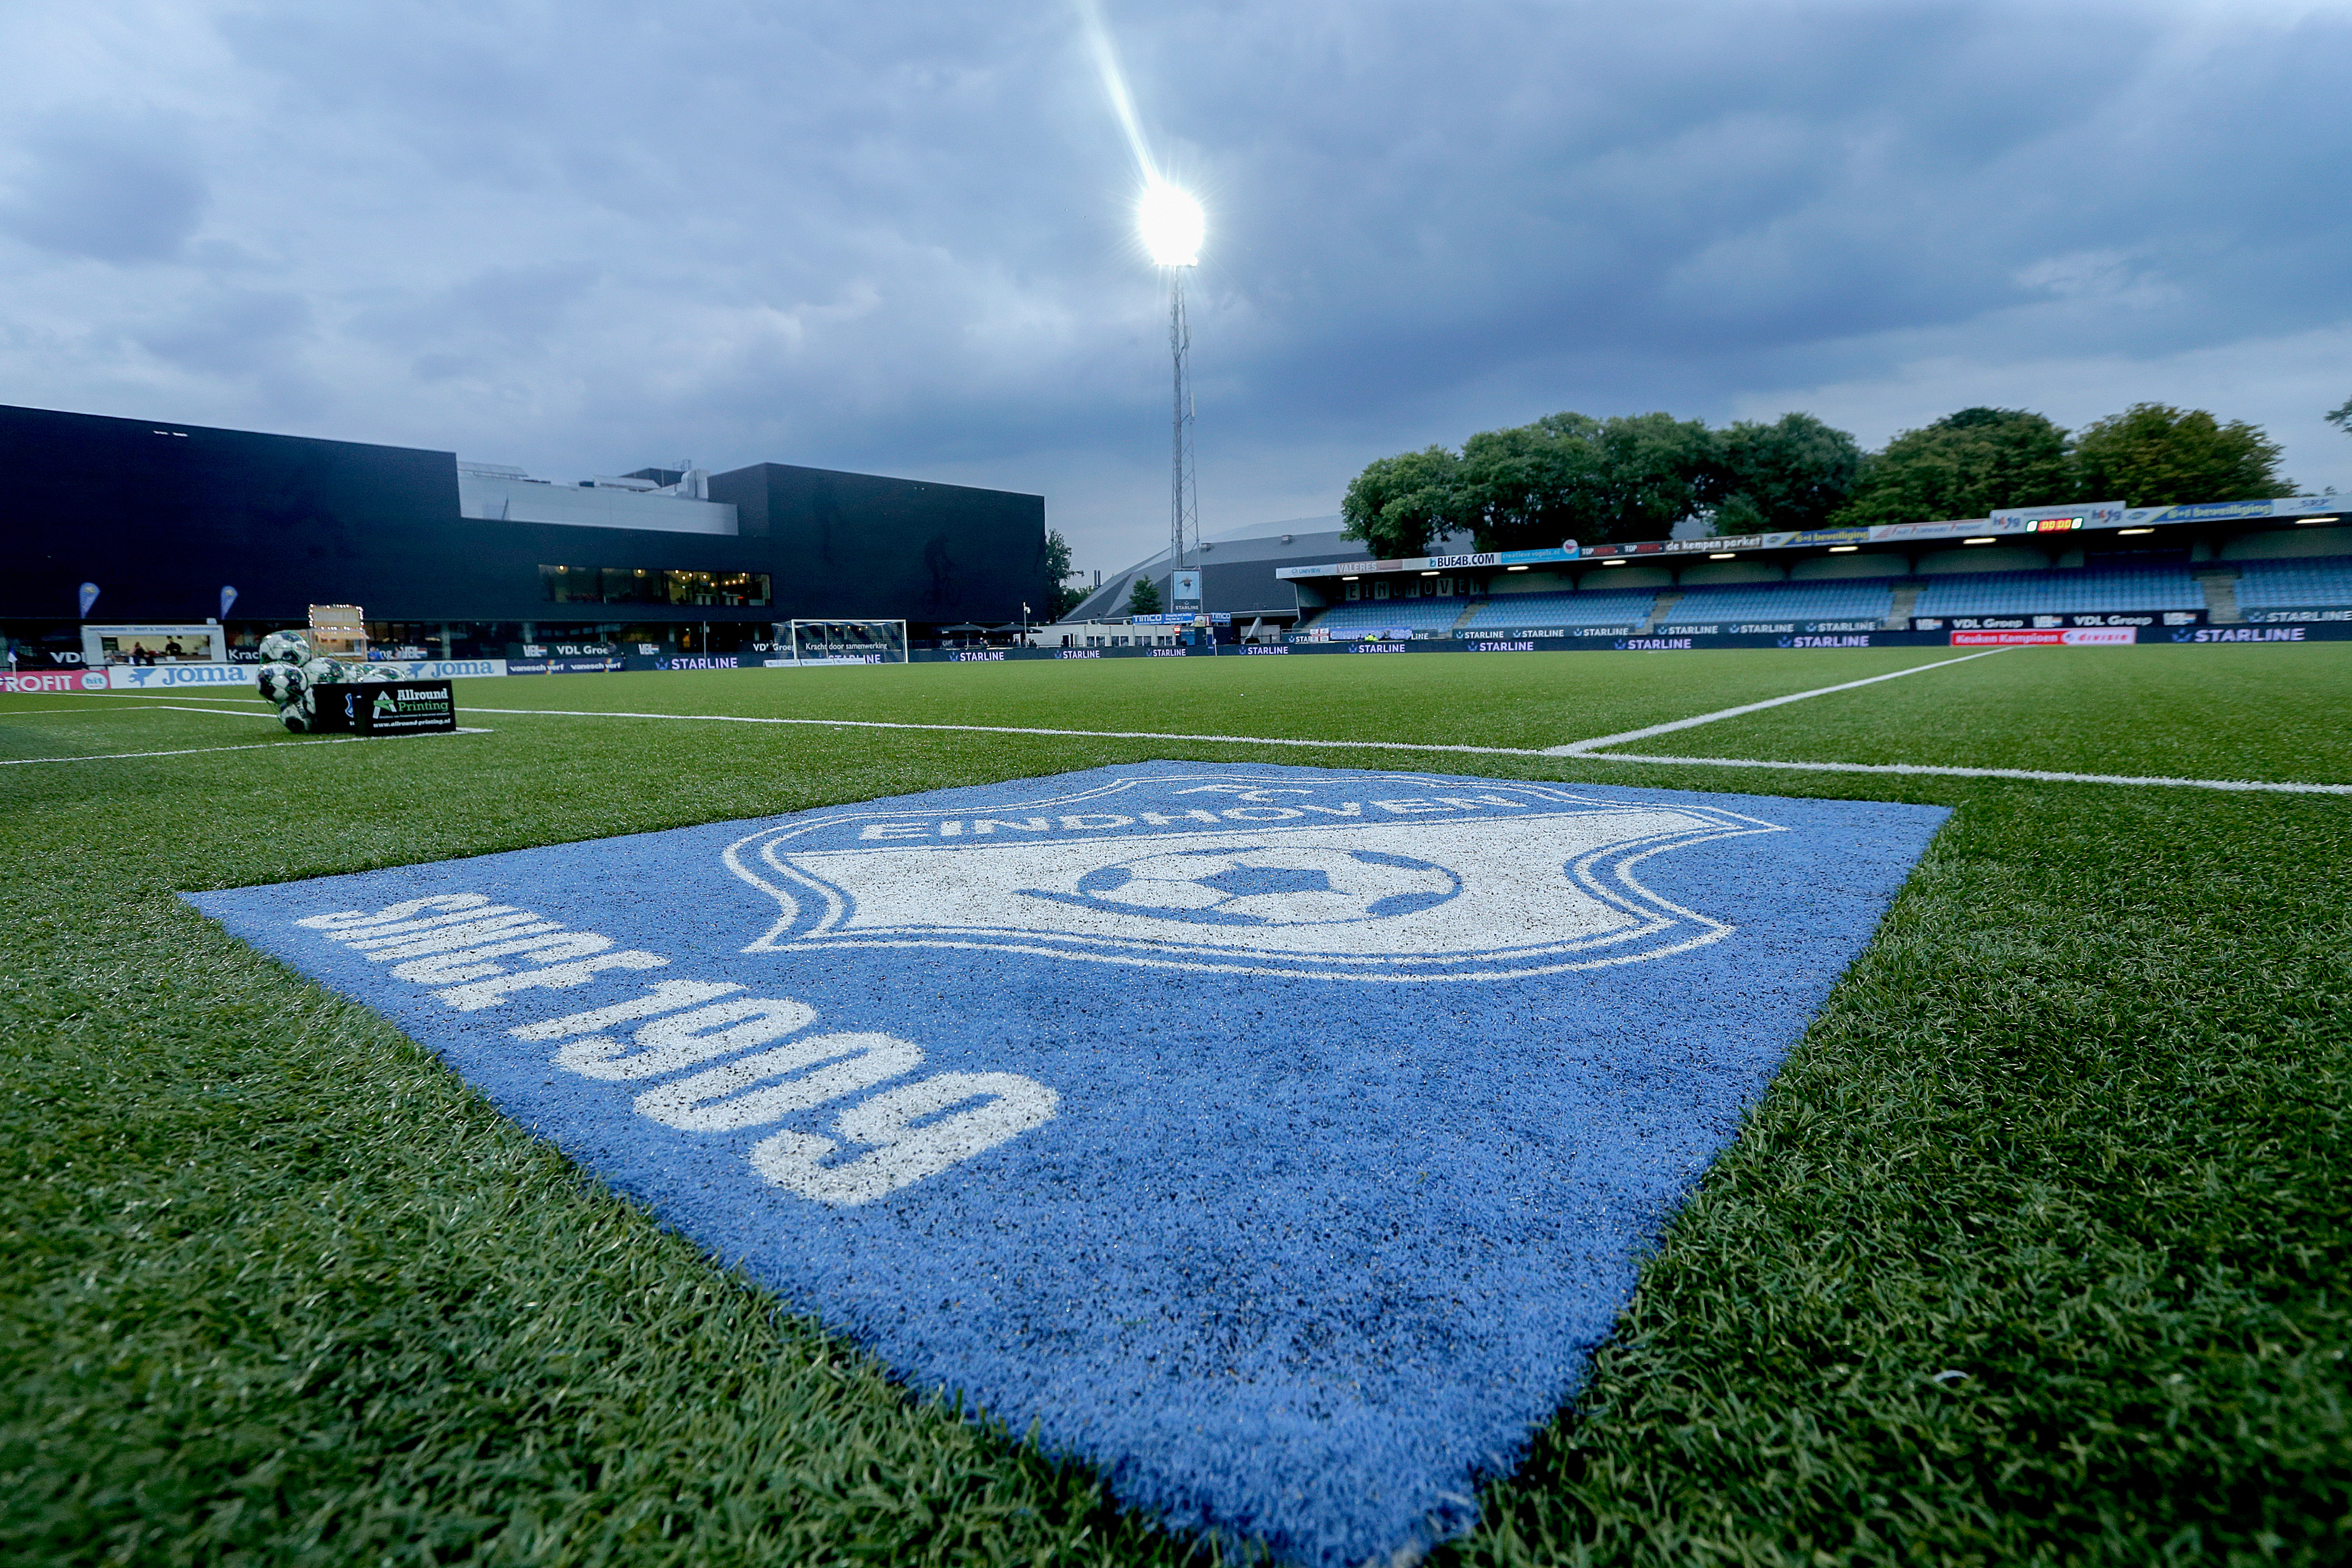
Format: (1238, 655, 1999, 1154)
(1077, 0, 1159, 187)
(1078, 0, 1206, 590)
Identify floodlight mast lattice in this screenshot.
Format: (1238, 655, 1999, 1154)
(1167, 266, 1197, 582)
(1139, 182, 1205, 587)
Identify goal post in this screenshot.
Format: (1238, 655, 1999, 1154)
(786, 619, 909, 664)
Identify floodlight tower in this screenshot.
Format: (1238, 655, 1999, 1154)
(1139, 182, 1205, 579)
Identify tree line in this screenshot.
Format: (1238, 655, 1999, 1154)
(1341, 400, 2315, 559)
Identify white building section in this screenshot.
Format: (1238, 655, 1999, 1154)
(457, 462, 738, 535)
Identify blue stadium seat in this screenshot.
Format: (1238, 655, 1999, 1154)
(2231, 555, 2352, 609)
(1662, 579, 1895, 624)
(1456, 590, 1656, 631)
(1307, 598, 1465, 633)
(1911, 566, 2203, 616)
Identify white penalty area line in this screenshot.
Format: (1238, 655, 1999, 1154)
(0, 728, 492, 767)
(1571, 751, 2352, 795)
(460, 701, 2348, 795)
(1544, 647, 2018, 756)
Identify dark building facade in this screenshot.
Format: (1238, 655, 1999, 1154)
(1, 403, 1047, 659)
(710, 463, 1047, 625)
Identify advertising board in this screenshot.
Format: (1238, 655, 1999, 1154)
(506, 641, 621, 660)
(2242, 607, 2352, 624)
(625, 654, 743, 672)
(309, 680, 459, 735)
(2166, 625, 2342, 643)
(507, 657, 627, 675)
(0, 669, 114, 693)
(381, 659, 505, 680)
(1949, 628, 2137, 646)
(101, 662, 259, 690)
(1910, 612, 2200, 633)
(1987, 500, 2130, 529)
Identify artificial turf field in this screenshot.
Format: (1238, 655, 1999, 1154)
(3, 643, 2347, 1566)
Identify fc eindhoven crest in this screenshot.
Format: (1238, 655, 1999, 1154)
(727, 774, 1778, 980)
(187, 763, 1947, 1566)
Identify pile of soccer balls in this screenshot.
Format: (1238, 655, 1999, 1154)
(254, 630, 410, 732)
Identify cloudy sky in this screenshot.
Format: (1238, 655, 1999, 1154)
(3, 1, 2348, 574)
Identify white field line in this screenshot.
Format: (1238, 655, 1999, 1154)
(0, 699, 262, 715)
(0, 702, 303, 722)
(2, 692, 250, 703)
(3, 736, 363, 766)
(0, 704, 161, 716)
(459, 702, 2347, 795)
(1543, 647, 2018, 756)
(0, 728, 491, 767)
(462, 707, 1550, 757)
(1575, 751, 2352, 795)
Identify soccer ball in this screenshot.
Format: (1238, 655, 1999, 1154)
(279, 690, 317, 733)
(258, 630, 311, 665)
(1067, 844, 1461, 927)
(256, 662, 308, 707)
(300, 655, 347, 687)
(353, 661, 409, 683)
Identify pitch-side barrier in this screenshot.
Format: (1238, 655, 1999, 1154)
(916, 622, 2349, 661)
(9, 622, 2343, 695)
(1, 658, 510, 695)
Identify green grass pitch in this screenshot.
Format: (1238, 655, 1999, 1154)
(3, 645, 2347, 1565)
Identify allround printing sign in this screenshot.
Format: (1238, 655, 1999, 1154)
(187, 763, 1947, 1566)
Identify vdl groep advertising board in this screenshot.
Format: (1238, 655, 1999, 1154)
(189, 762, 1948, 1566)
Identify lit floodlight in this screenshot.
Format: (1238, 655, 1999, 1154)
(1139, 182, 1203, 266)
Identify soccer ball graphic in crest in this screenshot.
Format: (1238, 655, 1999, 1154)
(1027, 844, 1462, 928)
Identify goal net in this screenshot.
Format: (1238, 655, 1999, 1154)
(787, 619, 910, 664)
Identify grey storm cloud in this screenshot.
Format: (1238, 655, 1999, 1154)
(0, 1, 2348, 570)
(0, 108, 209, 263)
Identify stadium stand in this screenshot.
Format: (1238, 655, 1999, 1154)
(2231, 555, 2352, 610)
(1911, 565, 2204, 617)
(1661, 579, 1896, 625)
(1287, 559, 2348, 639)
(1309, 599, 1468, 634)
(1456, 590, 1657, 632)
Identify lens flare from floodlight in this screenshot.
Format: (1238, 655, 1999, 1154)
(1139, 183, 1203, 267)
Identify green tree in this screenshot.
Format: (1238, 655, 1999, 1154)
(1591, 412, 1716, 542)
(1340, 446, 1473, 559)
(1832, 407, 2072, 526)
(2325, 396, 2350, 437)
(2071, 403, 2287, 505)
(1040, 528, 1086, 620)
(1124, 574, 1162, 616)
(1458, 415, 1609, 551)
(1706, 412, 1864, 533)
(1456, 410, 1714, 549)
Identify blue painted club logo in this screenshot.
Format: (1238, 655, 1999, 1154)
(183, 763, 1949, 1567)
(727, 775, 1778, 980)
